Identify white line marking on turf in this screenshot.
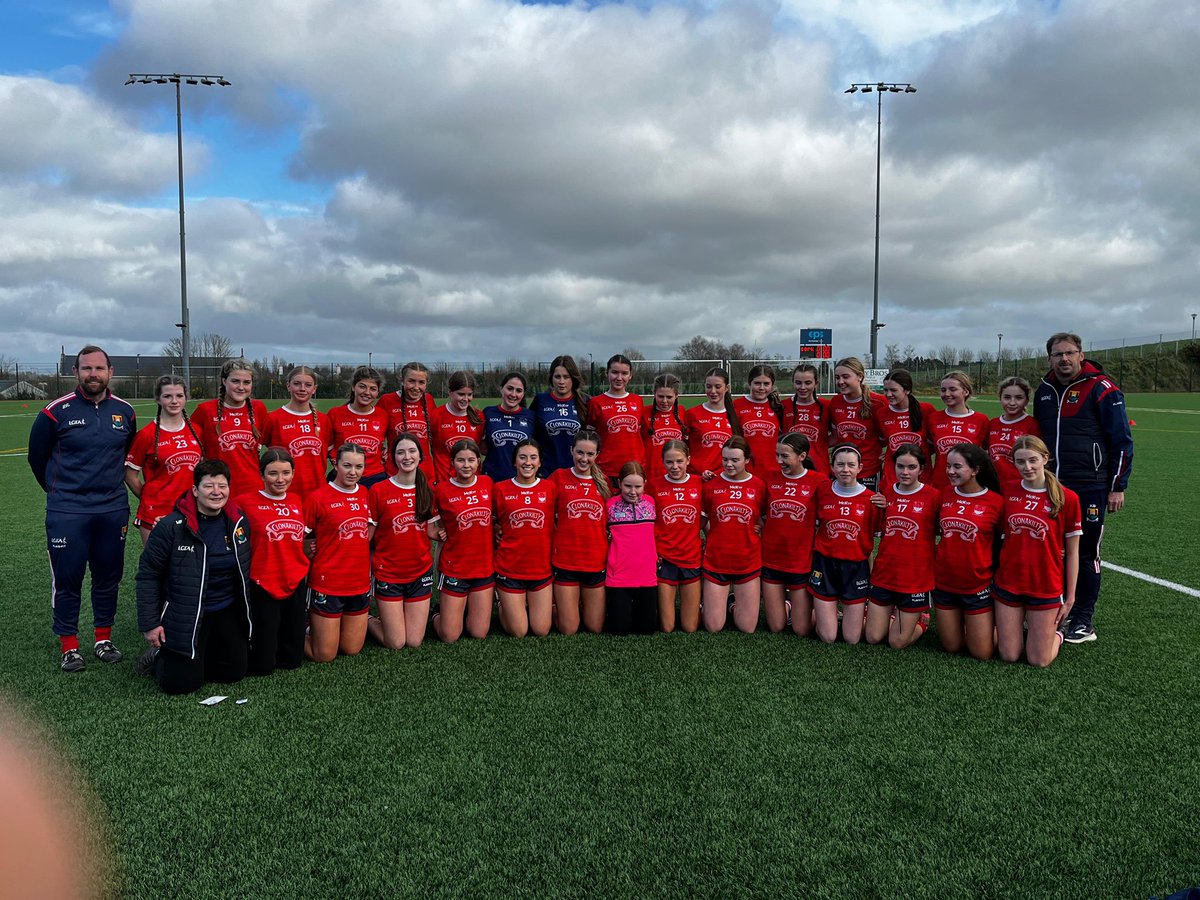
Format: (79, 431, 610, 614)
(1102, 562, 1200, 598)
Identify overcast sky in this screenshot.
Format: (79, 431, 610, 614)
(1, 0, 1196, 371)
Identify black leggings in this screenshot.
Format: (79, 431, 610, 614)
(606, 586, 658, 636)
(247, 582, 307, 675)
(155, 604, 249, 695)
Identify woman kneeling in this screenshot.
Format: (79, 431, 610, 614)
(135, 459, 252, 695)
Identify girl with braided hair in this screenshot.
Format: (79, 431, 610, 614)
(380, 362, 437, 481)
(193, 359, 269, 497)
(261, 366, 330, 496)
(125, 375, 203, 543)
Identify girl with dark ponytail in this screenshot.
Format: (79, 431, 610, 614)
(733, 364, 784, 476)
(125, 375, 203, 543)
(367, 433, 436, 650)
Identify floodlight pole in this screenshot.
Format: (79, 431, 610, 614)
(997, 333, 1004, 379)
(845, 82, 916, 368)
(125, 73, 230, 388)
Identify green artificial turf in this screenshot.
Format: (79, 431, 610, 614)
(0, 395, 1197, 899)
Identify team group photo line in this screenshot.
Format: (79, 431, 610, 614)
(28, 332, 1133, 694)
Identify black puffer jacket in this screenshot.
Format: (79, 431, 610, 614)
(136, 491, 253, 658)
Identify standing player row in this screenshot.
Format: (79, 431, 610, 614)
(123, 354, 1039, 540)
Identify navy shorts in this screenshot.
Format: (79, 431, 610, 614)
(495, 573, 553, 593)
(761, 566, 810, 590)
(438, 574, 496, 598)
(868, 585, 932, 612)
(992, 584, 1061, 612)
(808, 552, 870, 604)
(375, 570, 434, 602)
(309, 590, 371, 618)
(933, 587, 993, 614)
(657, 559, 701, 585)
(553, 567, 606, 588)
(702, 568, 760, 586)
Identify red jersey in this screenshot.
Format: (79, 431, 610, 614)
(432, 475, 494, 579)
(236, 490, 309, 599)
(782, 397, 830, 473)
(702, 474, 767, 574)
(996, 484, 1082, 599)
(304, 482, 372, 596)
(926, 409, 990, 489)
(327, 404, 389, 480)
(733, 397, 782, 474)
(261, 406, 331, 496)
(192, 399, 269, 497)
(986, 414, 1041, 492)
(587, 393, 645, 478)
(871, 482, 938, 594)
(828, 393, 886, 478)
(550, 467, 608, 572)
(492, 478, 557, 580)
(379, 391, 437, 478)
(126, 421, 203, 524)
(429, 406, 485, 485)
(761, 469, 820, 574)
(368, 476, 433, 583)
(934, 486, 1004, 594)
(814, 481, 882, 562)
(649, 474, 703, 568)
(684, 404, 733, 476)
(872, 401, 936, 488)
(642, 407, 685, 481)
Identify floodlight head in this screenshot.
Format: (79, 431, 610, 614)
(154, 77, 168, 83)
(186, 78, 198, 85)
(889, 86, 901, 92)
(217, 77, 231, 87)
(200, 77, 214, 85)
(169, 75, 181, 83)
(124, 76, 135, 85)
(845, 85, 858, 93)
(905, 85, 917, 93)
(862, 85, 873, 92)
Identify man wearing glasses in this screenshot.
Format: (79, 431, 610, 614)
(1033, 332, 1133, 644)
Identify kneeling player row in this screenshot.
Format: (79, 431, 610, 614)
(135, 430, 1079, 692)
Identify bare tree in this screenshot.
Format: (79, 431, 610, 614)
(621, 347, 647, 362)
(883, 343, 902, 368)
(162, 331, 234, 361)
(935, 344, 958, 366)
(957, 346, 977, 366)
(676, 335, 725, 361)
(1017, 345, 1039, 361)
(0, 354, 15, 378)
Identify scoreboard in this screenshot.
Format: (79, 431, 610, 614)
(798, 328, 832, 359)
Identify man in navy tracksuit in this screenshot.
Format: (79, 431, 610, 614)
(1033, 331, 1133, 644)
(27, 346, 137, 672)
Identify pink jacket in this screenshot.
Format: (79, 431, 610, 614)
(606, 495, 657, 588)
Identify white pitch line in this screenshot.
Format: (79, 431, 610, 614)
(1102, 561, 1200, 598)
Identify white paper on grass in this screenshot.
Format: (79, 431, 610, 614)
(236, 698, 249, 705)
(199, 695, 228, 706)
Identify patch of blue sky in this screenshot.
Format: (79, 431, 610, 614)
(0, 0, 117, 76)
(128, 84, 329, 213)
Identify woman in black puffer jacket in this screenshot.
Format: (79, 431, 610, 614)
(136, 459, 253, 695)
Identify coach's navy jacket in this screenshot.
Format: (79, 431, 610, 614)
(27, 387, 136, 514)
(136, 491, 253, 659)
(1033, 359, 1133, 493)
